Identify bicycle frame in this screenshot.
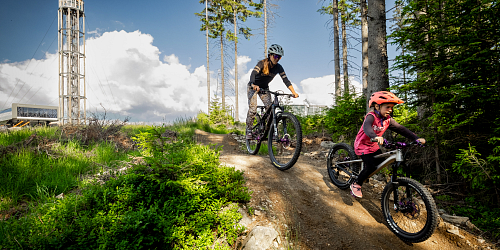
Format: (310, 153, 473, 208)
(335, 148, 409, 209)
(335, 148, 403, 184)
(252, 90, 287, 143)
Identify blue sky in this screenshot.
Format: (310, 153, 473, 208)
(0, 0, 398, 122)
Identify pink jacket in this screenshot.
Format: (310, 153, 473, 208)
(354, 112, 391, 155)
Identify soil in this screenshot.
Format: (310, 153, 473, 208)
(194, 129, 497, 250)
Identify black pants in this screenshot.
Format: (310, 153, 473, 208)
(357, 149, 384, 186)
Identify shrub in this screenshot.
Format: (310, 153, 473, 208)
(0, 126, 251, 249)
(325, 94, 366, 144)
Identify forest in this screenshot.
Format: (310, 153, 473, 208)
(198, 0, 500, 240)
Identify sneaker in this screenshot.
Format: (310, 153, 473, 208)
(350, 183, 363, 198)
(246, 129, 253, 140)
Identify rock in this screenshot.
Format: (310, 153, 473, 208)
(238, 207, 253, 228)
(320, 141, 335, 149)
(466, 220, 480, 231)
(440, 214, 469, 225)
(446, 224, 465, 239)
(242, 226, 278, 250)
(374, 174, 386, 182)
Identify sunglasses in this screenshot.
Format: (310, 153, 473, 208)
(272, 54, 281, 60)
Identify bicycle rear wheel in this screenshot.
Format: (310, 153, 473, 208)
(246, 113, 262, 155)
(381, 177, 439, 243)
(326, 143, 360, 190)
(268, 112, 302, 170)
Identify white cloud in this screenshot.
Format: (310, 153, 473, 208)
(0, 30, 210, 122)
(0, 53, 59, 110)
(0, 30, 355, 123)
(84, 30, 209, 122)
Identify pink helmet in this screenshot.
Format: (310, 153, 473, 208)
(369, 91, 404, 107)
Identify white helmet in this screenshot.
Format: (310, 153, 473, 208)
(267, 44, 284, 57)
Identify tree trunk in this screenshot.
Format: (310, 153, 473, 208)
(333, 0, 341, 102)
(341, 15, 349, 95)
(206, 0, 211, 114)
(367, 0, 389, 110)
(220, 34, 225, 108)
(234, 9, 239, 122)
(264, 0, 267, 58)
(361, 0, 368, 97)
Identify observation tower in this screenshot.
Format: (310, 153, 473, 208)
(58, 0, 86, 124)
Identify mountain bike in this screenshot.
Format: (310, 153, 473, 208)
(246, 89, 302, 170)
(326, 140, 438, 243)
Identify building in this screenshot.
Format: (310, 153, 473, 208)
(286, 104, 328, 117)
(0, 103, 58, 128)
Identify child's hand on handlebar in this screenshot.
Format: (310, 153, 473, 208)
(416, 138, 426, 145)
(292, 92, 299, 98)
(373, 137, 384, 145)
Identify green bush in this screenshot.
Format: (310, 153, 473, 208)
(295, 113, 327, 136)
(0, 126, 251, 249)
(325, 94, 366, 144)
(209, 96, 234, 126)
(450, 197, 500, 239)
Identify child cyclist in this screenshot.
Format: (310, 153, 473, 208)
(351, 91, 426, 198)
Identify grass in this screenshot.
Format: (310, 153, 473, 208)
(0, 126, 59, 146)
(0, 132, 131, 210)
(0, 120, 252, 249)
(258, 143, 275, 155)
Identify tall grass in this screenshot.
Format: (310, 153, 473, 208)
(121, 124, 152, 138)
(167, 116, 243, 140)
(0, 127, 59, 146)
(0, 128, 132, 210)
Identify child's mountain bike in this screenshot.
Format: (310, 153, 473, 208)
(326, 140, 439, 243)
(246, 89, 302, 170)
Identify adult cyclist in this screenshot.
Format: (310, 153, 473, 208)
(245, 44, 299, 139)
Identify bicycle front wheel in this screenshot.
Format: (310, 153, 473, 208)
(381, 177, 439, 243)
(246, 113, 262, 155)
(326, 143, 360, 190)
(268, 112, 302, 170)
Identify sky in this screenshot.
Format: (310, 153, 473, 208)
(0, 0, 399, 123)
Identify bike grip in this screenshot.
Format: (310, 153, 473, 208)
(371, 138, 378, 142)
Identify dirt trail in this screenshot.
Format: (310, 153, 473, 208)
(195, 129, 494, 250)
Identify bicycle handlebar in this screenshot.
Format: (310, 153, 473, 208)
(370, 138, 424, 149)
(259, 89, 294, 98)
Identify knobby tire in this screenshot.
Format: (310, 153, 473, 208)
(381, 177, 439, 243)
(268, 112, 302, 170)
(246, 113, 262, 155)
(327, 143, 360, 190)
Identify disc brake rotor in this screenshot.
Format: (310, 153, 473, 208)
(398, 199, 420, 219)
(280, 134, 291, 148)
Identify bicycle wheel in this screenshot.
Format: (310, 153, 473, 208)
(326, 143, 360, 190)
(246, 113, 262, 155)
(268, 112, 302, 170)
(381, 177, 439, 243)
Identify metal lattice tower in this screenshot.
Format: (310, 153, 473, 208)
(58, 0, 86, 125)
